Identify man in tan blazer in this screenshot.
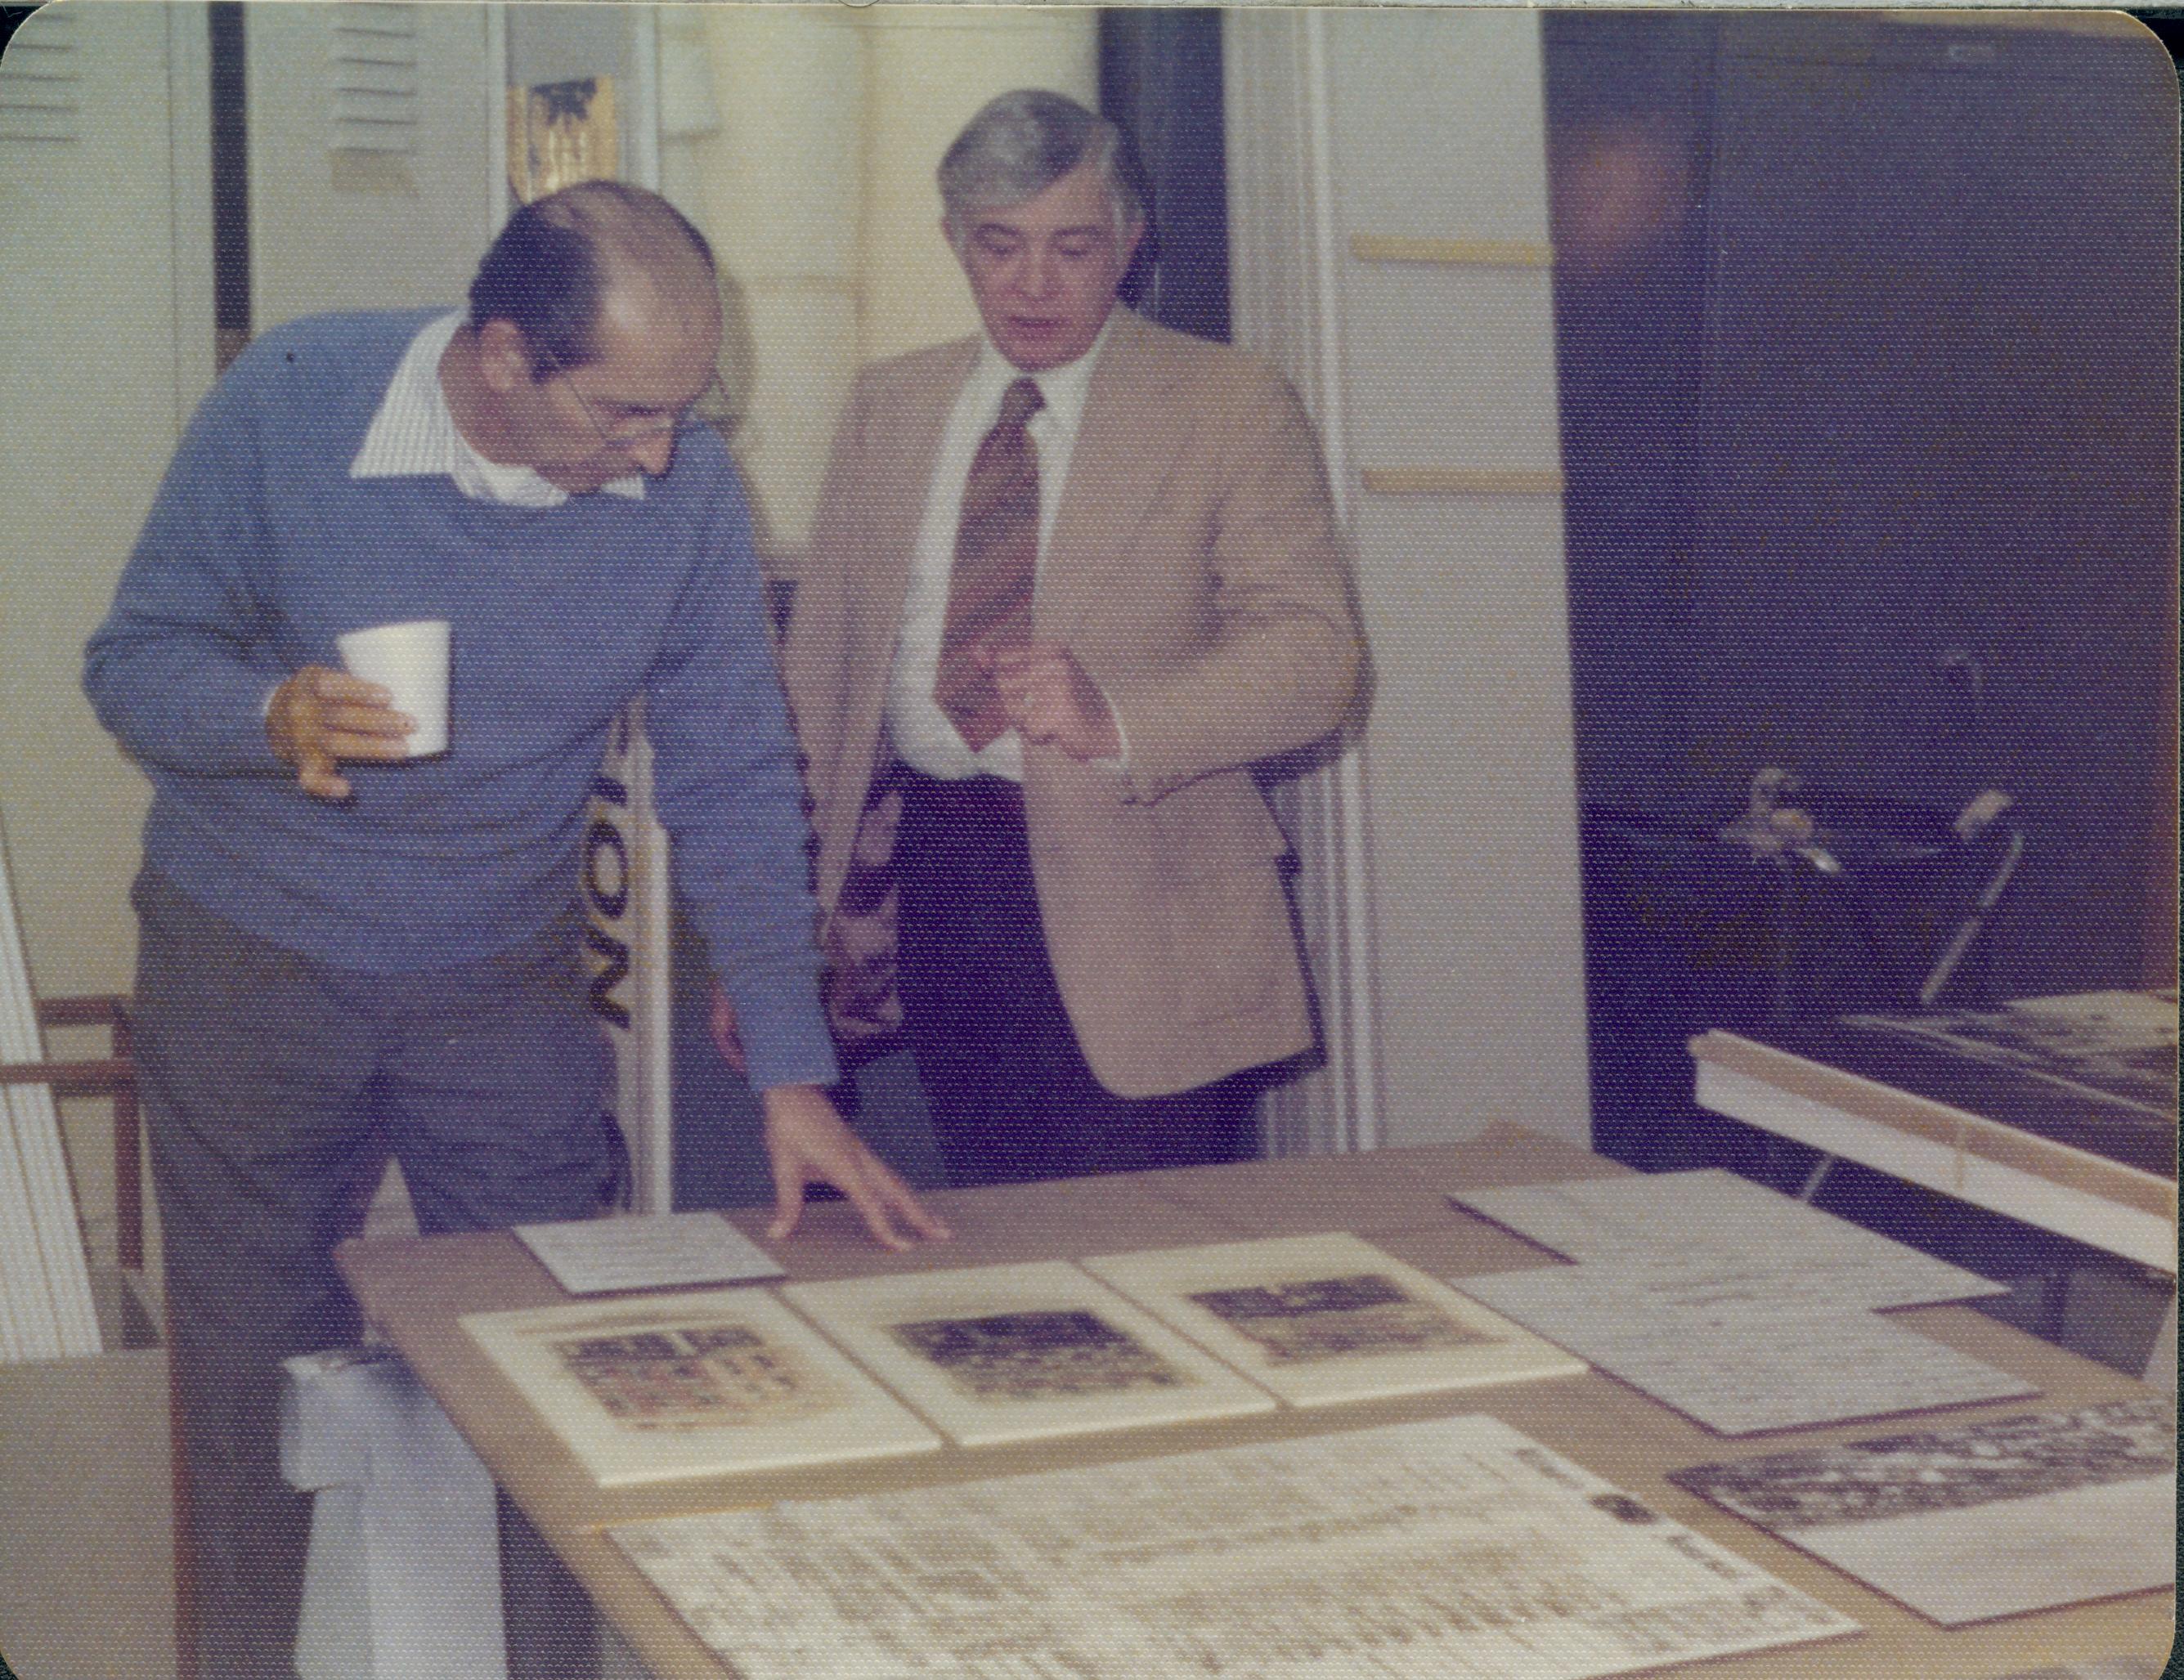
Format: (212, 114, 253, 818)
(776, 89, 1363, 1186)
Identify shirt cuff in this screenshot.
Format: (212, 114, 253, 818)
(1091, 674, 1131, 773)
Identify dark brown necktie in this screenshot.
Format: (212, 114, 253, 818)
(934, 376, 1043, 750)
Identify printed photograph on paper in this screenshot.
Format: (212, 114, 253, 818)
(782, 1261, 1278, 1445)
(1671, 1398, 2177, 1624)
(1187, 1273, 1496, 1364)
(461, 1288, 941, 1485)
(1083, 1233, 1586, 1408)
(891, 1309, 1191, 1401)
(553, 1321, 842, 1431)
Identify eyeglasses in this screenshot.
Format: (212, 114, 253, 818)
(539, 354, 724, 446)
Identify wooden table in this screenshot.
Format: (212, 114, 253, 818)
(337, 1123, 2173, 1680)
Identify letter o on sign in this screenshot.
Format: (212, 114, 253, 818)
(584, 818, 630, 920)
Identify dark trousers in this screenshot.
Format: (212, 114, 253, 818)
(891, 770, 1260, 1188)
(132, 871, 619, 1680)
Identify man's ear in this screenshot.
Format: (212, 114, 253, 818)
(475, 319, 536, 395)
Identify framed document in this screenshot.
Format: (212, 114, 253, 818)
(460, 1288, 940, 1486)
(781, 1261, 1277, 1445)
(1082, 1232, 1585, 1407)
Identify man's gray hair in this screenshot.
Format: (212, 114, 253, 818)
(939, 90, 1146, 240)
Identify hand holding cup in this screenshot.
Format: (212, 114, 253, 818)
(267, 620, 450, 801)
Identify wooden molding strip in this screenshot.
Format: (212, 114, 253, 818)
(1360, 468, 1566, 497)
(1350, 235, 1554, 270)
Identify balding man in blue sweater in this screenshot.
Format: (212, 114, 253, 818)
(85, 181, 944, 1680)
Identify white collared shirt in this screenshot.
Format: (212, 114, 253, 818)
(348, 311, 645, 508)
(886, 316, 1113, 782)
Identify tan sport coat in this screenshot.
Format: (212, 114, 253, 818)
(781, 309, 1365, 1098)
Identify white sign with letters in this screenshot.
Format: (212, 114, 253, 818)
(583, 705, 673, 1212)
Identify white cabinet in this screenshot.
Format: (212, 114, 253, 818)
(244, 2, 496, 330)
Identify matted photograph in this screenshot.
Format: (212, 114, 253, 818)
(1081, 1232, 1585, 1407)
(460, 1288, 940, 1486)
(781, 1260, 1277, 1445)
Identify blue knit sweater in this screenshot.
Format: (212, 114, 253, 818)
(85, 310, 836, 1092)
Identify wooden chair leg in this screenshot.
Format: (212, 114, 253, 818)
(114, 1081, 142, 1274)
(168, 1313, 197, 1680)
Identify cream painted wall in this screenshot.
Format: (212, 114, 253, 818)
(666, 7, 1095, 563)
(676, 8, 867, 555)
(0, 1, 215, 1279)
(1330, 11, 1590, 1149)
(1227, 10, 1593, 1150)
(0, 2, 209, 1003)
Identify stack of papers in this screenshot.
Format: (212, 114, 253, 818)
(514, 1212, 783, 1295)
(1452, 1171, 2036, 1434)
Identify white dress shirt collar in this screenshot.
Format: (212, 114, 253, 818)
(349, 311, 645, 507)
(958, 311, 1109, 446)
(884, 312, 1123, 782)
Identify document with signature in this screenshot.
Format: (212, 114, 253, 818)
(1451, 1171, 2005, 1310)
(1457, 1263, 2034, 1435)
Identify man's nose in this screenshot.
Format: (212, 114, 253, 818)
(1019, 242, 1059, 297)
(630, 429, 677, 477)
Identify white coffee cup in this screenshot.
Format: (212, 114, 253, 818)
(336, 619, 451, 759)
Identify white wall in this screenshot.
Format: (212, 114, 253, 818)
(1229, 10, 1594, 1150)
(0, 2, 210, 1004)
(0, 2, 217, 1275)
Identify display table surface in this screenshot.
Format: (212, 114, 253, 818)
(1689, 997, 2177, 1274)
(335, 1124, 2173, 1680)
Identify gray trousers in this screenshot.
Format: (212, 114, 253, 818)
(132, 871, 621, 1680)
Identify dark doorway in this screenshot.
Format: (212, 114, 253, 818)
(1545, 12, 2177, 1171)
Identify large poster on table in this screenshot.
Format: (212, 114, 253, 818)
(584, 706, 674, 1212)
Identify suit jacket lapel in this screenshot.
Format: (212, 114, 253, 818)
(865, 338, 979, 620)
(1039, 311, 1188, 634)
(813, 338, 974, 829)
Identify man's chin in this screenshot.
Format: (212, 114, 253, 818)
(998, 324, 1083, 371)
